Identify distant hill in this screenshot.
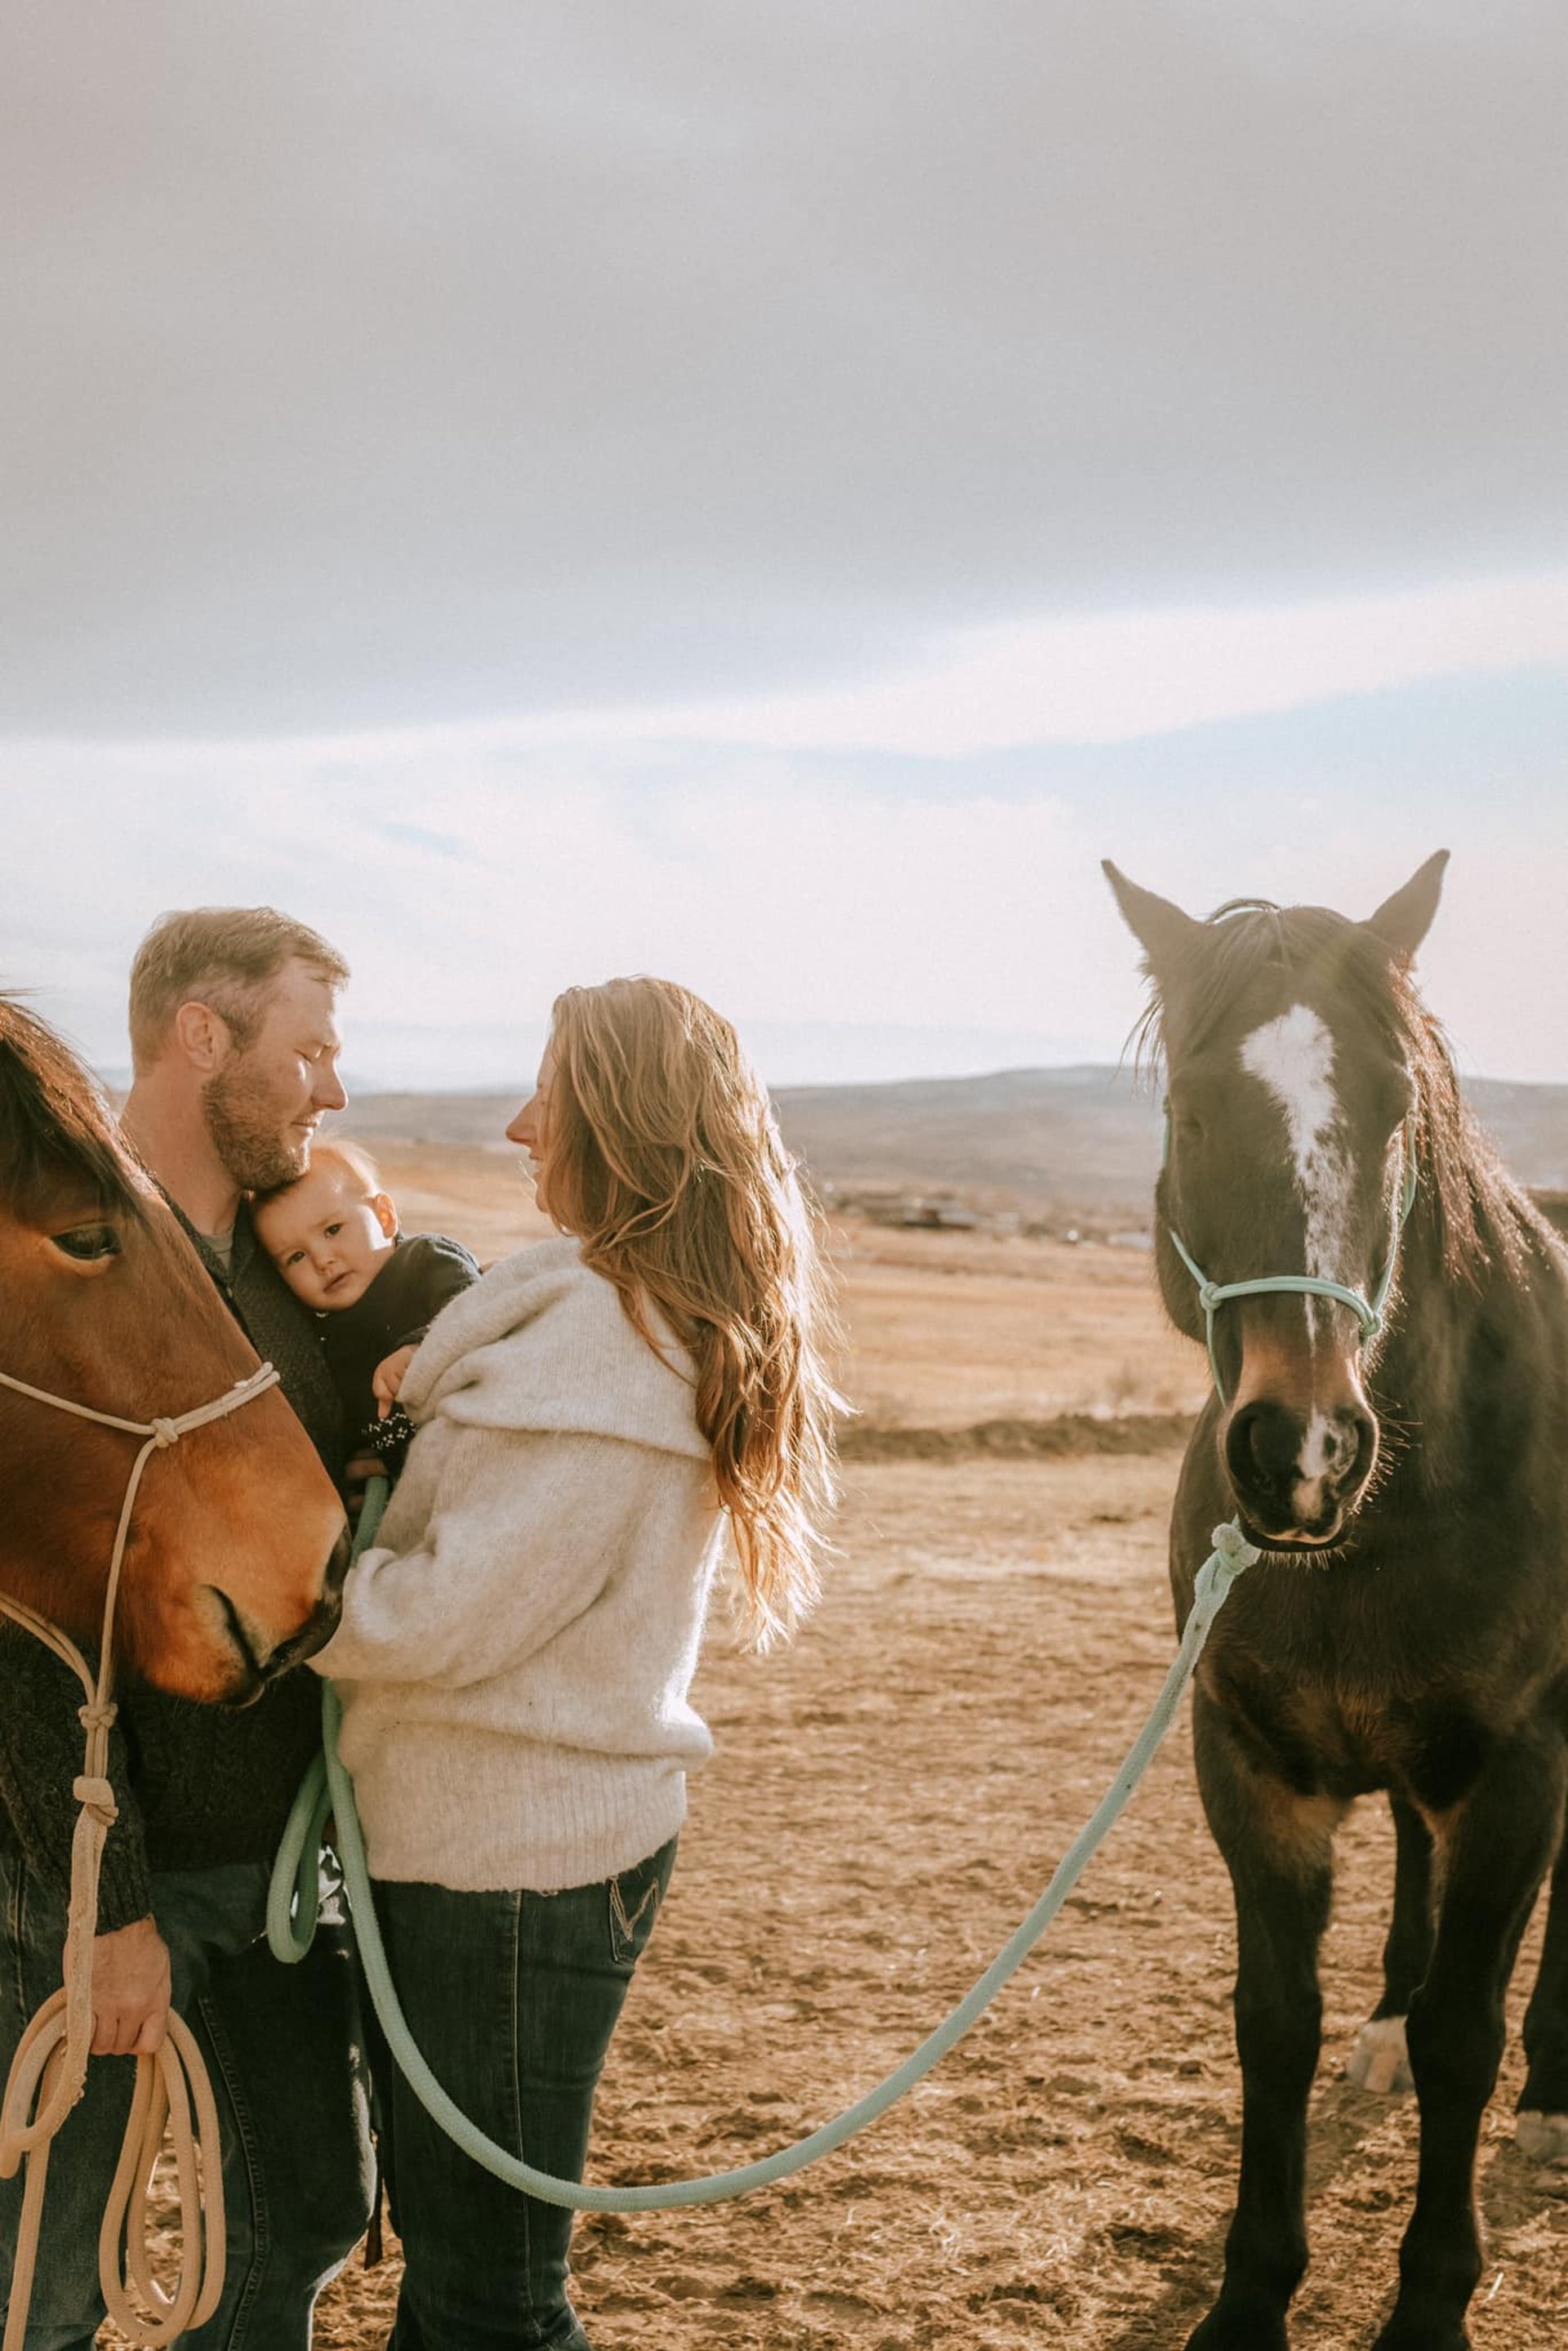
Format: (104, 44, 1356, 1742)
(339, 1065, 1568, 1224)
(773, 1066, 1161, 1216)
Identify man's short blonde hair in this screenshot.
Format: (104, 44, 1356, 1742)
(128, 908, 350, 1073)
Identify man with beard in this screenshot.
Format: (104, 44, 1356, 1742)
(0, 908, 374, 2347)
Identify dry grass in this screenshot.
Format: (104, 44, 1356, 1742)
(829, 1224, 1205, 1428)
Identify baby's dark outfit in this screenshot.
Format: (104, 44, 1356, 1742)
(323, 1232, 482, 1468)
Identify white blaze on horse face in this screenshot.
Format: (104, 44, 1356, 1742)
(1240, 1004, 1353, 1307)
(1240, 1004, 1356, 1524)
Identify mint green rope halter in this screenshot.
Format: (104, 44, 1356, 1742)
(270, 1472, 1258, 2210)
(1165, 1115, 1419, 1400)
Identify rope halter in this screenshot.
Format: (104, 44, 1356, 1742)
(1165, 1114, 1420, 1404)
(0, 1355, 283, 2349)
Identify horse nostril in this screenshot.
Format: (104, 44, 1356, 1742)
(1341, 1410, 1378, 1492)
(1227, 1400, 1302, 1493)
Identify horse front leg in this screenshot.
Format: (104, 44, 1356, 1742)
(1186, 1692, 1341, 2351)
(1374, 1728, 1567, 2351)
(1347, 1791, 1432, 2095)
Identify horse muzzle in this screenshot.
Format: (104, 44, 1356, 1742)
(1223, 1394, 1378, 1550)
(207, 1523, 351, 1700)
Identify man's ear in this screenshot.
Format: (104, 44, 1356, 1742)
(171, 1000, 234, 1076)
(371, 1191, 399, 1241)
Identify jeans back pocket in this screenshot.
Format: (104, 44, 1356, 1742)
(607, 1837, 676, 1966)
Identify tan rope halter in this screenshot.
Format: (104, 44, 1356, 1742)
(0, 1358, 282, 2349)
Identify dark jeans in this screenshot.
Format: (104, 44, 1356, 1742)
(0, 1857, 373, 2350)
(371, 1837, 677, 2351)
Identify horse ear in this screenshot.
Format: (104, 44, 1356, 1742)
(1363, 850, 1450, 966)
(1102, 861, 1201, 972)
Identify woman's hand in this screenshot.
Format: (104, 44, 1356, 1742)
(372, 1345, 420, 1418)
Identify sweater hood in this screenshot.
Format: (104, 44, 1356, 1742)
(399, 1236, 709, 1462)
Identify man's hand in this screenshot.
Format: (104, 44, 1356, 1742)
(87, 1916, 172, 2056)
(372, 1344, 419, 1418)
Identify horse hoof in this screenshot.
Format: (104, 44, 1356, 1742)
(1372, 2321, 1471, 2351)
(1346, 2015, 1413, 2094)
(1516, 2108, 1568, 2163)
(1184, 2309, 1289, 2350)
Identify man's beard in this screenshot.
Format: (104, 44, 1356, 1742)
(203, 1060, 310, 1193)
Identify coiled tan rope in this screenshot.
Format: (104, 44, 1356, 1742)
(0, 1361, 281, 2349)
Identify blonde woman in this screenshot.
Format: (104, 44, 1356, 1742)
(312, 976, 840, 2350)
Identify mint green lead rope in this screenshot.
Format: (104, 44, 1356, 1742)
(270, 1482, 1257, 2210)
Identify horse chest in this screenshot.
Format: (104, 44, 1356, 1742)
(1209, 1630, 1525, 1812)
(1274, 1684, 1443, 1796)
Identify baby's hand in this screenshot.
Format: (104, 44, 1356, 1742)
(372, 1345, 420, 1418)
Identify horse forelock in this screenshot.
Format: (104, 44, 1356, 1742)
(0, 997, 150, 1229)
(1130, 901, 1528, 1290)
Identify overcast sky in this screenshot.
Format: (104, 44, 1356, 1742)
(3, 4, 1566, 1087)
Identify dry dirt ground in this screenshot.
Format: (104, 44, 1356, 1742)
(310, 1456, 1566, 2351)
(107, 1149, 1568, 2348)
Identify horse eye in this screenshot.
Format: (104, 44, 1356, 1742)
(51, 1224, 122, 1263)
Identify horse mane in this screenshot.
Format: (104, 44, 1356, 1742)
(0, 997, 151, 1227)
(1130, 900, 1534, 1287)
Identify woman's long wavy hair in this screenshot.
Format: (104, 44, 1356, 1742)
(542, 977, 842, 1647)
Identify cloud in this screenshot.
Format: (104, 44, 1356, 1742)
(6, 668, 1566, 1087)
(559, 571, 1568, 754)
(7, 9, 1564, 1091)
(2, 3, 1565, 734)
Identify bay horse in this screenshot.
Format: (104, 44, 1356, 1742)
(1105, 854, 1568, 2351)
(0, 996, 349, 1701)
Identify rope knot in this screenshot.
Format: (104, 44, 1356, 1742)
(1210, 1519, 1263, 1570)
(78, 1700, 118, 1735)
(72, 1774, 118, 1824)
(150, 1416, 181, 1448)
(1197, 1282, 1222, 1315)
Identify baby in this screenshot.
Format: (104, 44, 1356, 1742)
(253, 1140, 481, 1468)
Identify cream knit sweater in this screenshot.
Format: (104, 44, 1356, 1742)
(311, 1237, 726, 1892)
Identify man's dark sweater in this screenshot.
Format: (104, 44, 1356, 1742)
(0, 1206, 347, 1931)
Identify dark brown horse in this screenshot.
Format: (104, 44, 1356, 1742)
(0, 997, 348, 1701)
(1107, 855, 1568, 2351)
